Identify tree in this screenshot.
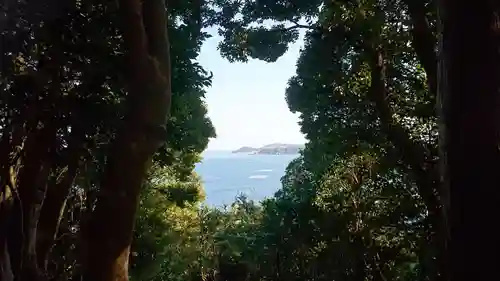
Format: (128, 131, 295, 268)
(210, 0, 445, 279)
(130, 165, 205, 281)
(81, 0, 172, 279)
(438, 1, 500, 280)
(0, 0, 214, 280)
(3, 1, 499, 280)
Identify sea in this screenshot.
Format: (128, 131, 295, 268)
(195, 150, 299, 207)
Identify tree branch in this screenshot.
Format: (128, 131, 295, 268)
(284, 20, 317, 31)
(403, 0, 437, 96)
(83, 0, 173, 280)
(366, 46, 440, 216)
(36, 125, 85, 271)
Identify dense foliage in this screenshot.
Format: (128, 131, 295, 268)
(1, 0, 499, 281)
(127, 1, 442, 281)
(0, 0, 214, 280)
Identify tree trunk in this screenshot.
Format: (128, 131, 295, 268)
(0, 196, 14, 281)
(8, 123, 57, 281)
(438, 1, 500, 280)
(367, 46, 446, 281)
(352, 235, 366, 281)
(82, 0, 171, 280)
(36, 126, 85, 271)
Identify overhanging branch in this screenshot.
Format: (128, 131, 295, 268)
(403, 0, 437, 97)
(366, 46, 440, 217)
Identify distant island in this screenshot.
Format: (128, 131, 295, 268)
(232, 143, 304, 155)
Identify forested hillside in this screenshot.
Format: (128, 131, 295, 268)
(0, 0, 499, 281)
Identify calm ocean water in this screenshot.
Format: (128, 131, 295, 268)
(195, 151, 299, 206)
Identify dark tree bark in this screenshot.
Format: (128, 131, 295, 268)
(404, 0, 437, 97)
(438, 1, 500, 280)
(367, 46, 447, 281)
(0, 80, 47, 281)
(9, 123, 57, 281)
(82, 0, 171, 280)
(0, 196, 14, 281)
(218, 256, 249, 281)
(36, 126, 85, 271)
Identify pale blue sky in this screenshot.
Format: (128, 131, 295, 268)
(198, 29, 306, 151)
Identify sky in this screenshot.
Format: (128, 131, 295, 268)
(198, 28, 307, 151)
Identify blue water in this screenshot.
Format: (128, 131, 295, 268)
(195, 151, 299, 206)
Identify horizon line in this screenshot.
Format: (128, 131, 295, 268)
(205, 142, 306, 152)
